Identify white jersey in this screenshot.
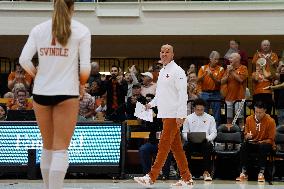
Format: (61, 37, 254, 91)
(149, 61, 188, 118)
(19, 19, 91, 96)
(182, 112, 217, 143)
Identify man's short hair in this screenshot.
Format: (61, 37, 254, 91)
(110, 65, 119, 71)
(231, 39, 240, 45)
(254, 101, 267, 110)
(146, 93, 155, 99)
(132, 83, 141, 89)
(193, 98, 207, 107)
(91, 61, 99, 68)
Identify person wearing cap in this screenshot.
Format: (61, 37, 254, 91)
(134, 44, 193, 187)
(141, 72, 157, 97)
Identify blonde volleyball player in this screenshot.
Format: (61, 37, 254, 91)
(19, 0, 91, 188)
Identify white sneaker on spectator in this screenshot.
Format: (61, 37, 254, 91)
(134, 174, 154, 187)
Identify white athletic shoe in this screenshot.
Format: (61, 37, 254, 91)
(134, 174, 154, 187)
(171, 179, 194, 188)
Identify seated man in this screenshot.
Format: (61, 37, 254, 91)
(138, 93, 172, 180)
(236, 101, 276, 182)
(182, 98, 217, 181)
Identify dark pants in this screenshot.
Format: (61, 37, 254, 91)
(139, 142, 172, 176)
(184, 140, 214, 172)
(240, 141, 273, 172)
(200, 91, 221, 126)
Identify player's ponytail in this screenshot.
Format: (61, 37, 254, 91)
(52, 0, 74, 47)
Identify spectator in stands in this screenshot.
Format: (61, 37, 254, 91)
(187, 72, 200, 115)
(236, 101, 276, 183)
(141, 72, 157, 97)
(252, 40, 279, 79)
(197, 51, 224, 126)
(88, 61, 101, 85)
(126, 83, 146, 120)
(125, 65, 139, 98)
(106, 65, 128, 122)
(187, 63, 196, 76)
(9, 89, 33, 110)
(19, 0, 91, 189)
(95, 93, 107, 121)
(264, 61, 284, 125)
(139, 93, 172, 180)
(78, 84, 95, 121)
(0, 103, 7, 121)
(134, 44, 193, 187)
(3, 92, 14, 99)
(221, 53, 248, 125)
(252, 59, 273, 114)
(8, 63, 32, 91)
(224, 39, 248, 68)
(12, 83, 30, 98)
(89, 80, 105, 99)
(182, 98, 216, 181)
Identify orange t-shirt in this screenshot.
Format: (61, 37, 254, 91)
(245, 114, 276, 147)
(252, 72, 272, 95)
(252, 51, 279, 66)
(223, 65, 248, 101)
(252, 52, 279, 84)
(9, 99, 33, 110)
(8, 72, 33, 85)
(197, 64, 225, 91)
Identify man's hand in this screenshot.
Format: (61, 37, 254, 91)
(129, 65, 137, 74)
(263, 86, 272, 90)
(176, 118, 185, 128)
(145, 104, 151, 110)
(227, 65, 234, 72)
(117, 75, 123, 84)
(245, 131, 253, 140)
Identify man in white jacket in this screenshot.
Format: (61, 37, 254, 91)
(134, 44, 193, 187)
(182, 98, 217, 181)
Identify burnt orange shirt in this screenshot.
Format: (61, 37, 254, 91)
(223, 65, 248, 101)
(245, 114, 276, 147)
(8, 99, 33, 110)
(198, 64, 225, 91)
(8, 72, 33, 85)
(252, 72, 272, 95)
(252, 52, 279, 83)
(252, 51, 279, 66)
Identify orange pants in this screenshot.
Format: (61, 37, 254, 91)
(148, 118, 191, 182)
